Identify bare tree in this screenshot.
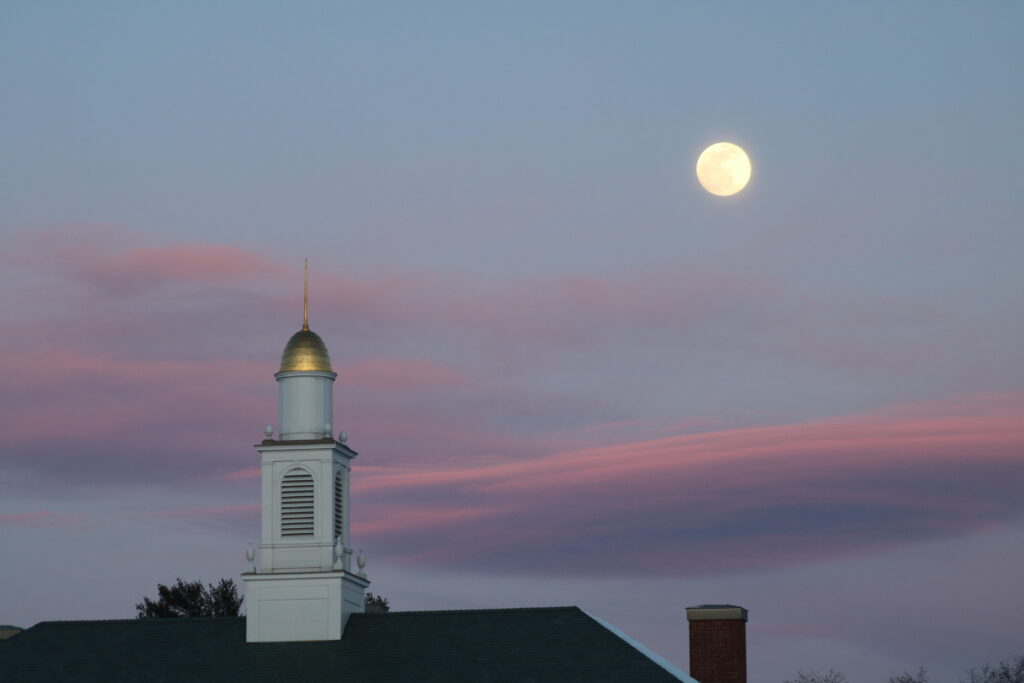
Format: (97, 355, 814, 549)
(963, 656, 1024, 683)
(889, 667, 928, 683)
(784, 669, 848, 683)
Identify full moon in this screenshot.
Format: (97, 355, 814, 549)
(696, 142, 752, 197)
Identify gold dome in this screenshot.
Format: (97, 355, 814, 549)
(278, 328, 334, 373)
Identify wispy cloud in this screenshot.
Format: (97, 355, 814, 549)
(0, 511, 83, 527)
(3, 226, 1022, 579)
(352, 393, 1024, 576)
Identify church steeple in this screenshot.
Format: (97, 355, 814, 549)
(242, 263, 369, 643)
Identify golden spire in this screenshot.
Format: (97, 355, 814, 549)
(302, 259, 309, 331)
(277, 259, 334, 373)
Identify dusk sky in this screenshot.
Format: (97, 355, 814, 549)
(2, 2, 1023, 681)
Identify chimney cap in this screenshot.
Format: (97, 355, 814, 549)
(686, 604, 748, 622)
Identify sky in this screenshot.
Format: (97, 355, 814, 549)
(1, 2, 1023, 681)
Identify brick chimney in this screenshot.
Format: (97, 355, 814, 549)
(686, 604, 748, 683)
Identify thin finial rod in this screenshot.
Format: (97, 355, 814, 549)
(302, 259, 310, 331)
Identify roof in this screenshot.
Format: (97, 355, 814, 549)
(0, 606, 687, 682)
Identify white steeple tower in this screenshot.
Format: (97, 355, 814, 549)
(243, 262, 369, 643)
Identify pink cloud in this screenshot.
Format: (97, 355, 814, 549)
(0, 349, 269, 442)
(141, 504, 260, 519)
(219, 467, 261, 481)
(137, 504, 261, 535)
(0, 343, 502, 486)
(0, 347, 275, 484)
(349, 393, 1024, 576)
(1, 224, 282, 289)
(339, 357, 468, 390)
(0, 511, 83, 527)
(0, 512, 55, 524)
(0, 349, 266, 391)
(3, 225, 1022, 578)
(1, 223, 998, 390)
(80, 244, 283, 288)
(357, 505, 505, 536)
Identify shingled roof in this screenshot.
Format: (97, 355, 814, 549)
(0, 606, 689, 682)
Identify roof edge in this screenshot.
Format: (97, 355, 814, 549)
(581, 609, 699, 683)
(354, 605, 581, 617)
(28, 616, 246, 628)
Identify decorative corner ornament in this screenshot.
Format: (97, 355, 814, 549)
(333, 536, 344, 570)
(356, 547, 367, 578)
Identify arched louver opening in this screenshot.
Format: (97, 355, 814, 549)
(333, 471, 344, 540)
(281, 468, 315, 537)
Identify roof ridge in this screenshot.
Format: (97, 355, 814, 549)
(34, 616, 245, 626)
(362, 605, 581, 616)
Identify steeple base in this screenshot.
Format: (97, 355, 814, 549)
(242, 571, 369, 642)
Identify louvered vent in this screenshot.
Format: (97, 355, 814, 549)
(333, 471, 344, 540)
(281, 469, 314, 537)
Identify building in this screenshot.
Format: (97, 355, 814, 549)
(0, 273, 745, 682)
